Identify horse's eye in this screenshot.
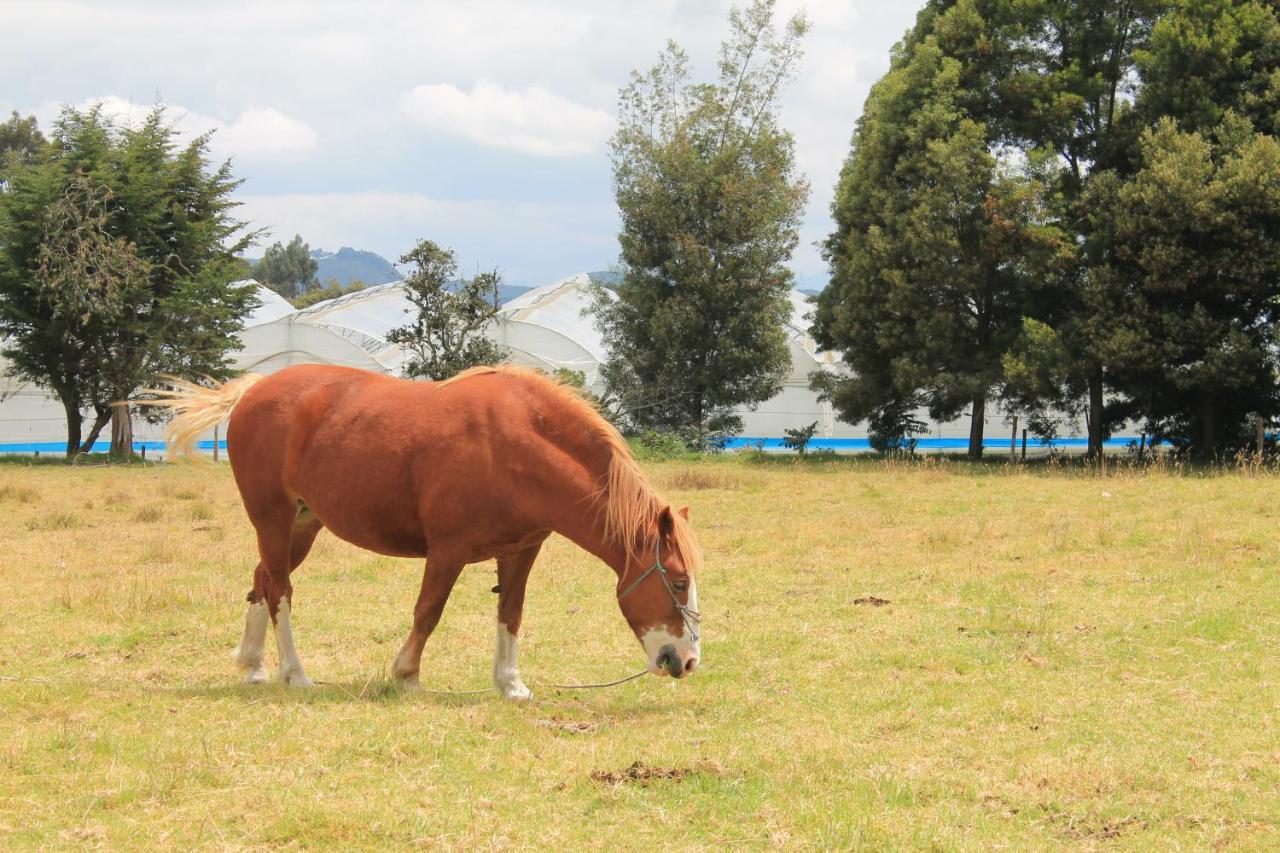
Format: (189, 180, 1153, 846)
(673, 579, 689, 592)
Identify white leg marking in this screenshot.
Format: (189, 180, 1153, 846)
(391, 639, 421, 686)
(493, 620, 532, 701)
(274, 598, 313, 687)
(233, 600, 270, 684)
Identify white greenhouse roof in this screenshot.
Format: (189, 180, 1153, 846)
(241, 281, 297, 327)
(499, 274, 610, 363)
(292, 281, 412, 345)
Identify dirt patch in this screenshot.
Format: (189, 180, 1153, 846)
(590, 760, 723, 787)
(854, 596, 891, 607)
(1049, 813, 1149, 841)
(536, 719, 597, 735)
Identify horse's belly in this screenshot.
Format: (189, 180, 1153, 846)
(289, 452, 429, 558)
(309, 497, 428, 558)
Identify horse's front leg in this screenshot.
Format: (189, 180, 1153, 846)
(392, 551, 466, 687)
(492, 542, 543, 701)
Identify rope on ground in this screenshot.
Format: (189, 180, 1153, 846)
(545, 669, 649, 690)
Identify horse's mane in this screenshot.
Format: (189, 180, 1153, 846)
(443, 365, 702, 570)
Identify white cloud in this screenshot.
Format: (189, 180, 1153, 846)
(218, 108, 319, 159)
(399, 81, 614, 158)
(31, 96, 317, 162)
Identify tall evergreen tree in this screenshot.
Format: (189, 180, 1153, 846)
(813, 6, 1065, 458)
(0, 111, 47, 187)
(0, 104, 258, 457)
(1108, 117, 1280, 452)
(590, 0, 810, 448)
(997, 0, 1165, 456)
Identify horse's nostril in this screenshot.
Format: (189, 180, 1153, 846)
(685, 657, 698, 673)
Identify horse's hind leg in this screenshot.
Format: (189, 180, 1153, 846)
(492, 542, 543, 701)
(391, 549, 467, 687)
(235, 504, 322, 686)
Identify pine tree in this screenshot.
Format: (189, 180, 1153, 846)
(813, 7, 1065, 458)
(590, 0, 810, 448)
(0, 104, 258, 457)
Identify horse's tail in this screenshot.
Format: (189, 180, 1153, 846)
(146, 374, 264, 460)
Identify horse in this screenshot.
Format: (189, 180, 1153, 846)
(155, 363, 702, 699)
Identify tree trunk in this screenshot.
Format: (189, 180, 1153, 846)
(78, 408, 111, 456)
(1199, 394, 1217, 460)
(1087, 370, 1105, 460)
(967, 393, 986, 460)
(110, 403, 134, 459)
(62, 398, 83, 458)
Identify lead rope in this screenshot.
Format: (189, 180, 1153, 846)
(310, 668, 652, 698)
(398, 668, 650, 696)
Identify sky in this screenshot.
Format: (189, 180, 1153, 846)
(3, 0, 925, 287)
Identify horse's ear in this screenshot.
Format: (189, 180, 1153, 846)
(658, 506, 675, 537)
(677, 506, 689, 520)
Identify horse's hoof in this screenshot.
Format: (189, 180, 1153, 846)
(499, 682, 533, 701)
(242, 666, 269, 685)
(280, 670, 314, 688)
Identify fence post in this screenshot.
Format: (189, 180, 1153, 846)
(1010, 415, 1018, 463)
(1020, 429, 1028, 462)
(213, 424, 220, 462)
(1257, 415, 1265, 457)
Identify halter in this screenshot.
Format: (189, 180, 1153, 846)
(617, 538, 702, 644)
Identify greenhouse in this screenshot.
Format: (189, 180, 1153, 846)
(0, 274, 1072, 454)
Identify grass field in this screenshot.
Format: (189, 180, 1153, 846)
(0, 455, 1277, 849)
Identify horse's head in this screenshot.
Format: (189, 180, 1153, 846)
(616, 506, 701, 678)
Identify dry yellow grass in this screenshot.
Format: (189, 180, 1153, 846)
(0, 457, 1277, 849)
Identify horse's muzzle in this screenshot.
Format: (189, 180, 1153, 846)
(656, 643, 697, 678)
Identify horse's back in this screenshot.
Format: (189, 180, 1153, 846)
(224, 365, 555, 558)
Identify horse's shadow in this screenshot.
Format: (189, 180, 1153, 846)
(159, 676, 693, 718)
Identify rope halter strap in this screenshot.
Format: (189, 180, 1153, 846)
(616, 538, 701, 645)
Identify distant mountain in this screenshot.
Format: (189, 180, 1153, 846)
(310, 247, 400, 286)
(498, 285, 534, 305)
(440, 279, 533, 306)
(587, 269, 624, 289)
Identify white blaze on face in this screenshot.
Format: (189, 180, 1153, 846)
(639, 575, 701, 677)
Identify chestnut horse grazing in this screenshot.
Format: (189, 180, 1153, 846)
(156, 364, 702, 699)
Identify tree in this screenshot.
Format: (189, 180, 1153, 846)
(291, 279, 365, 309)
(0, 104, 258, 457)
(255, 234, 319, 299)
(813, 10, 1065, 459)
(782, 421, 818, 455)
(589, 0, 810, 448)
(385, 239, 506, 381)
(0, 112, 46, 188)
(993, 0, 1165, 458)
(1108, 117, 1280, 453)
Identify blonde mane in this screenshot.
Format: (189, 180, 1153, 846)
(445, 365, 702, 570)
